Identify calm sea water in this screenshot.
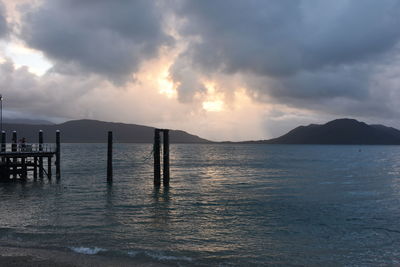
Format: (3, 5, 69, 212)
(1, 144, 400, 266)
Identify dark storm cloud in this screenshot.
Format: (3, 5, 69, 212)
(176, 0, 400, 76)
(21, 0, 172, 83)
(172, 0, 400, 115)
(11, 0, 400, 124)
(0, 1, 8, 38)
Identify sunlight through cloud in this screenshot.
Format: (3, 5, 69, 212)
(5, 42, 52, 76)
(157, 71, 177, 99)
(201, 81, 225, 112)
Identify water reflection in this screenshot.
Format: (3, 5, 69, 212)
(2, 144, 400, 266)
(104, 183, 117, 227)
(150, 186, 171, 227)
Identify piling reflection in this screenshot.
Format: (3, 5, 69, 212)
(104, 183, 117, 226)
(150, 186, 171, 227)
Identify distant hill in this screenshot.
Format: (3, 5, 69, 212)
(1, 119, 210, 143)
(3, 118, 54, 125)
(248, 118, 400, 145)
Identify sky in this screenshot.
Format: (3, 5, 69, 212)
(1, 0, 400, 141)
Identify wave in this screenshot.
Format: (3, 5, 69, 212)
(144, 251, 193, 262)
(69, 246, 193, 263)
(126, 250, 193, 262)
(69, 246, 107, 255)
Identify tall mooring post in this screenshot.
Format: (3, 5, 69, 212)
(39, 130, 44, 179)
(163, 130, 170, 187)
(12, 131, 17, 179)
(56, 130, 61, 179)
(153, 129, 170, 187)
(107, 131, 113, 183)
(153, 129, 161, 187)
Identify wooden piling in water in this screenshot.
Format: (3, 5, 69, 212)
(21, 157, 27, 180)
(12, 131, 17, 179)
(154, 129, 161, 186)
(107, 131, 113, 182)
(56, 130, 61, 179)
(163, 129, 170, 187)
(1, 131, 5, 153)
(33, 157, 38, 180)
(1, 131, 5, 163)
(39, 130, 44, 179)
(47, 156, 52, 179)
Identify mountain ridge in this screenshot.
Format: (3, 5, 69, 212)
(1, 119, 210, 143)
(246, 118, 400, 145)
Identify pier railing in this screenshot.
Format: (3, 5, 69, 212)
(0, 143, 56, 153)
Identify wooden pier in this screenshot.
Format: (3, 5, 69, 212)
(0, 128, 170, 185)
(0, 131, 60, 182)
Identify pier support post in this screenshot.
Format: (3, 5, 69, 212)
(21, 157, 27, 180)
(47, 156, 52, 180)
(163, 130, 170, 187)
(1, 131, 5, 152)
(153, 129, 161, 187)
(33, 157, 38, 180)
(1, 131, 5, 163)
(39, 130, 44, 179)
(56, 130, 61, 179)
(12, 131, 17, 152)
(12, 131, 17, 179)
(107, 131, 113, 183)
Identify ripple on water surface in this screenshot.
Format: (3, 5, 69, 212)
(1, 144, 400, 266)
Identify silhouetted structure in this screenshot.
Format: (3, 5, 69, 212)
(56, 130, 61, 178)
(107, 131, 113, 183)
(0, 130, 60, 181)
(154, 129, 161, 186)
(154, 129, 170, 187)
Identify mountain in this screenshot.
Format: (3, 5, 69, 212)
(250, 118, 400, 145)
(1, 119, 210, 143)
(2, 118, 54, 125)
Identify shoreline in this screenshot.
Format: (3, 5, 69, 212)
(0, 246, 169, 267)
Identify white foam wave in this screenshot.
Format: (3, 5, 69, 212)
(127, 251, 140, 257)
(70, 246, 107, 255)
(145, 251, 193, 262)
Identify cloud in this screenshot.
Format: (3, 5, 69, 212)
(0, 1, 9, 38)
(171, 0, 400, 119)
(20, 0, 173, 84)
(0, 58, 104, 120)
(176, 0, 400, 75)
(3, 0, 400, 141)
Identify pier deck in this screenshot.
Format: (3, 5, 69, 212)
(0, 143, 58, 181)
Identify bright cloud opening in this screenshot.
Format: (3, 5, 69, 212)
(202, 100, 224, 112)
(4, 42, 52, 76)
(201, 81, 225, 112)
(158, 71, 177, 99)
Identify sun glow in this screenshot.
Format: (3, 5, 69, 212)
(201, 81, 225, 112)
(202, 100, 224, 112)
(157, 72, 177, 99)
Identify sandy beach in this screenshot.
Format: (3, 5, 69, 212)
(0, 246, 168, 267)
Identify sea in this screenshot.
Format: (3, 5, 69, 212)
(1, 144, 400, 266)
